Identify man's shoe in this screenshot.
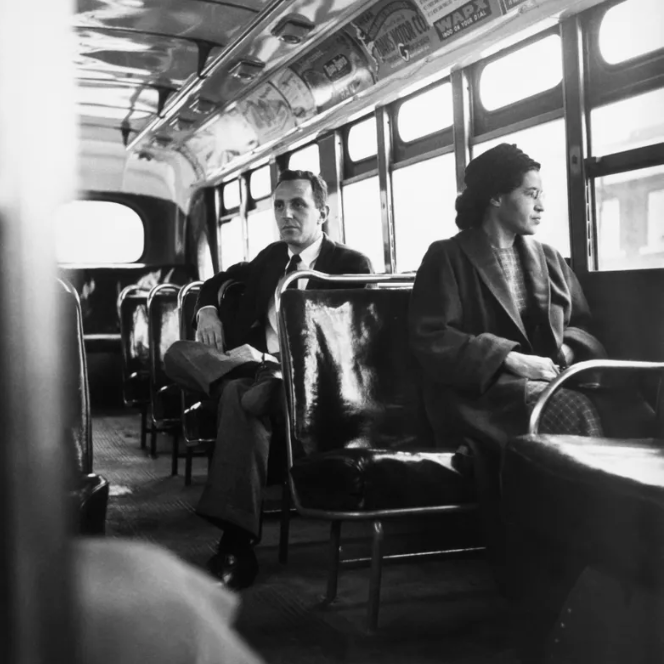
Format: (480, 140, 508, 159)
(206, 548, 258, 591)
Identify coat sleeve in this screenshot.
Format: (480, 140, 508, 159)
(408, 242, 519, 395)
(557, 254, 607, 361)
(193, 261, 251, 328)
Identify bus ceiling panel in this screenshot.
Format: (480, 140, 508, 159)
(74, 0, 264, 46)
(178, 0, 609, 185)
(77, 80, 162, 111)
(75, 28, 221, 86)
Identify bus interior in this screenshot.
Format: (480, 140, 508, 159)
(2, 0, 664, 662)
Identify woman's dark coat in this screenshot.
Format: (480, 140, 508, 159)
(408, 227, 606, 451)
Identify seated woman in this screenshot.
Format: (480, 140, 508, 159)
(409, 143, 607, 456)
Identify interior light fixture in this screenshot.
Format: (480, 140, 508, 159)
(191, 96, 218, 115)
(152, 134, 173, 148)
(271, 14, 315, 45)
(228, 58, 265, 83)
(171, 116, 196, 132)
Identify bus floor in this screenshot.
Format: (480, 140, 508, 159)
(92, 408, 518, 664)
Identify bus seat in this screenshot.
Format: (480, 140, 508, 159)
(176, 279, 286, 490)
(501, 359, 664, 658)
(177, 280, 216, 485)
(147, 284, 182, 460)
(278, 278, 481, 632)
(59, 278, 109, 535)
(117, 285, 151, 449)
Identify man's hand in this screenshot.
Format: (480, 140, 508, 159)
(504, 351, 560, 381)
(195, 308, 224, 350)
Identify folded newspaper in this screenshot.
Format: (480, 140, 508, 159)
(225, 344, 279, 367)
(171, 341, 279, 396)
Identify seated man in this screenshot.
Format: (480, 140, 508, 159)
(166, 169, 372, 590)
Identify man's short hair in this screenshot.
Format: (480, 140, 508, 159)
(275, 169, 328, 212)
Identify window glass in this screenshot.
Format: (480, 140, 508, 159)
(55, 200, 144, 264)
(474, 119, 570, 257)
(223, 179, 241, 210)
(479, 35, 562, 111)
(595, 163, 664, 271)
(599, 0, 664, 64)
(196, 233, 215, 281)
(289, 144, 320, 173)
(347, 117, 377, 162)
(397, 83, 453, 143)
(249, 165, 272, 200)
(247, 208, 280, 260)
(393, 154, 458, 272)
(342, 176, 384, 271)
(591, 87, 664, 157)
(220, 216, 245, 269)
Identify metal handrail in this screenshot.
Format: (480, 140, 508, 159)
(177, 280, 203, 340)
(275, 270, 415, 317)
(528, 359, 664, 435)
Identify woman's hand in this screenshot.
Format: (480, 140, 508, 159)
(504, 351, 560, 381)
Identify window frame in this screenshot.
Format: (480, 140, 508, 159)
(55, 197, 146, 265)
(585, 0, 664, 110)
(470, 26, 564, 139)
(391, 78, 454, 165)
(342, 112, 378, 181)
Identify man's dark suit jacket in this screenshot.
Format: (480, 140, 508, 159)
(195, 234, 373, 352)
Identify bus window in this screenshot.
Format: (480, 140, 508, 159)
(342, 176, 384, 272)
(479, 34, 562, 111)
(249, 165, 271, 200)
(397, 83, 453, 143)
(55, 200, 144, 264)
(288, 143, 320, 173)
(220, 216, 245, 269)
(223, 179, 241, 211)
(473, 119, 570, 257)
(591, 87, 664, 157)
(595, 164, 664, 271)
(247, 207, 280, 260)
(347, 117, 377, 162)
(599, 0, 664, 65)
(393, 154, 457, 272)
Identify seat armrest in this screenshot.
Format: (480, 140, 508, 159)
(529, 359, 664, 434)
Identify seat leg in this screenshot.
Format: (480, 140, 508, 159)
(278, 479, 291, 564)
(185, 447, 193, 486)
(171, 429, 179, 476)
(149, 422, 158, 458)
(324, 521, 342, 605)
(366, 520, 384, 634)
(139, 405, 147, 450)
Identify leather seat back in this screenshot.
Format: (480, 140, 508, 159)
(59, 278, 93, 475)
(148, 284, 181, 422)
(280, 287, 433, 458)
(117, 286, 150, 406)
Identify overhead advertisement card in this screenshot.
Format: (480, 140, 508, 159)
(351, 1, 433, 78)
(429, 0, 498, 43)
(351, 0, 505, 80)
(412, 0, 475, 26)
(289, 29, 376, 113)
(499, 0, 529, 11)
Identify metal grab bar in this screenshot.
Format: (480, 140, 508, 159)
(275, 270, 415, 317)
(528, 359, 664, 435)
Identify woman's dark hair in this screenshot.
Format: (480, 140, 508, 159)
(276, 169, 328, 212)
(455, 143, 540, 230)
